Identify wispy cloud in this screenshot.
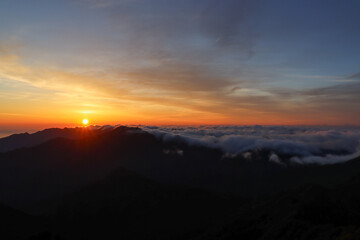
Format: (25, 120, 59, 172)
(2, 44, 360, 125)
(1, 0, 360, 125)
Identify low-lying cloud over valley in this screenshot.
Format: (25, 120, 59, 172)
(142, 125, 360, 165)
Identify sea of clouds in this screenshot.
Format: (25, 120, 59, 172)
(3, 124, 360, 165)
(139, 125, 360, 165)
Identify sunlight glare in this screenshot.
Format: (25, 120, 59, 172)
(82, 119, 89, 125)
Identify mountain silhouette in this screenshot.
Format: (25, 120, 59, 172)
(1, 126, 360, 239)
(0, 126, 113, 152)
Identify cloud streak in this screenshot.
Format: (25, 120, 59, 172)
(1, 0, 360, 125)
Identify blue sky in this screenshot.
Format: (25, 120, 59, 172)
(0, 0, 359, 126)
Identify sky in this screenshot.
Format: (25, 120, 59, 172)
(1, 0, 360, 129)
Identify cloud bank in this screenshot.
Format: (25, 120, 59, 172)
(140, 125, 360, 165)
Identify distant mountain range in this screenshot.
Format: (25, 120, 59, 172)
(1, 126, 360, 239)
(0, 126, 114, 152)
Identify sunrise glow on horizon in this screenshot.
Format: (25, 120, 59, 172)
(1, 0, 360, 130)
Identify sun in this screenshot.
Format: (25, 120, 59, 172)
(82, 119, 89, 125)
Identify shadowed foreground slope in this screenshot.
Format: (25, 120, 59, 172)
(1, 126, 360, 239)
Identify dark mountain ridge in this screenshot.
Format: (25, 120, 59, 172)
(0, 126, 113, 152)
(1, 126, 360, 239)
(1, 126, 360, 211)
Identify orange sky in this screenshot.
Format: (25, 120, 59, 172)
(1, 0, 360, 129)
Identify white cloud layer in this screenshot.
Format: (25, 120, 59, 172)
(140, 125, 360, 165)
